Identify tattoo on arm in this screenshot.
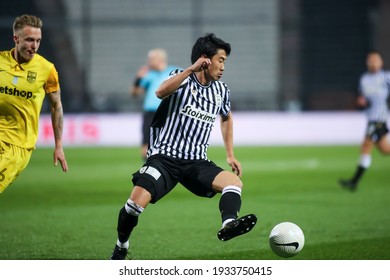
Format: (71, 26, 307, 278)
(49, 91, 64, 143)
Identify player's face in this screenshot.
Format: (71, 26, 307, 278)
(366, 53, 383, 73)
(13, 26, 41, 63)
(205, 49, 227, 81)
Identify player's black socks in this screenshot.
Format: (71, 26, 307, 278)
(219, 186, 242, 222)
(351, 165, 366, 184)
(117, 206, 138, 243)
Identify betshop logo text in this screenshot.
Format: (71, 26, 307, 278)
(0, 86, 34, 99)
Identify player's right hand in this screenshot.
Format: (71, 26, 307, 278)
(191, 57, 211, 72)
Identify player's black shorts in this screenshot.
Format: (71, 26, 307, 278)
(132, 154, 223, 203)
(365, 121, 389, 143)
(142, 111, 155, 145)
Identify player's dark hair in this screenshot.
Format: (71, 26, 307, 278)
(367, 50, 380, 55)
(191, 33, 231, 64)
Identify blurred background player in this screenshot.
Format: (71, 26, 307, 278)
(339, 51, 390, 191)
(0, 14, 68, 194)
(131, 48, 177, 161)
(111, 33, 257, 260)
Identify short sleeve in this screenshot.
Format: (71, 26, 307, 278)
(220, 87, 231, 117)
(44, 66, 60, 93)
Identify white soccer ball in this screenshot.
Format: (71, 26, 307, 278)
(269, 222, 305, 258)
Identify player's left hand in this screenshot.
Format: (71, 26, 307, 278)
(357, 96, 369, 108)
(227, 157, 242, 177)
(53, 147, 69, 172)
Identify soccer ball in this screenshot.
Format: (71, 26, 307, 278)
(269, 222, 305, 258)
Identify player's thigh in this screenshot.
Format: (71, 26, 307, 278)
(180, 161, 222, 197)
(0, 141, 32, 193)
(132, 155, 179, 204)
(212, 170, 242, 193)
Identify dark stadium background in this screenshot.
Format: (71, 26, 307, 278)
(1, 0, 389, 114)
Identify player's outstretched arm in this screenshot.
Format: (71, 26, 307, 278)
(48, 89, 69, 172)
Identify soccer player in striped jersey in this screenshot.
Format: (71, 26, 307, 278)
(0, 15, 68, 194)
(339, 51, 390, 191)
(110, 33, 257, 259)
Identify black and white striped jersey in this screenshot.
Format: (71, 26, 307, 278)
(147, 69, 231, 160)
(359, 70, 390, 122)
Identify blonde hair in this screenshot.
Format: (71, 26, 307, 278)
(148, 48, 168, 61)
(13, 14, 42, 34)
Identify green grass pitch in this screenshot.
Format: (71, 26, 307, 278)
(0, 145, 389, 260)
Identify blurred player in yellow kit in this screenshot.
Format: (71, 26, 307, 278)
(0, 14, 68, 193)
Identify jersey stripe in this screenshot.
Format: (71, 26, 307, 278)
(148, 70, 231, 160)
(359, 70, 390, 121)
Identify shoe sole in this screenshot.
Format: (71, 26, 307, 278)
(218, 214, 257, 241)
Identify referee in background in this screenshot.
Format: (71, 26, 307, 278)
(130, 48, 177, 161)
(339, 51, 390, 191)
(110, 33, 257, 259)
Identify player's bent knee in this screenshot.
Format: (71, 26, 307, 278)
(227, 172, 243, 188)
(214, 171, 243, 190)
(377, 141, 390, 155)
(234, 178, 243, 189)
(125, 199, 144, 216)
